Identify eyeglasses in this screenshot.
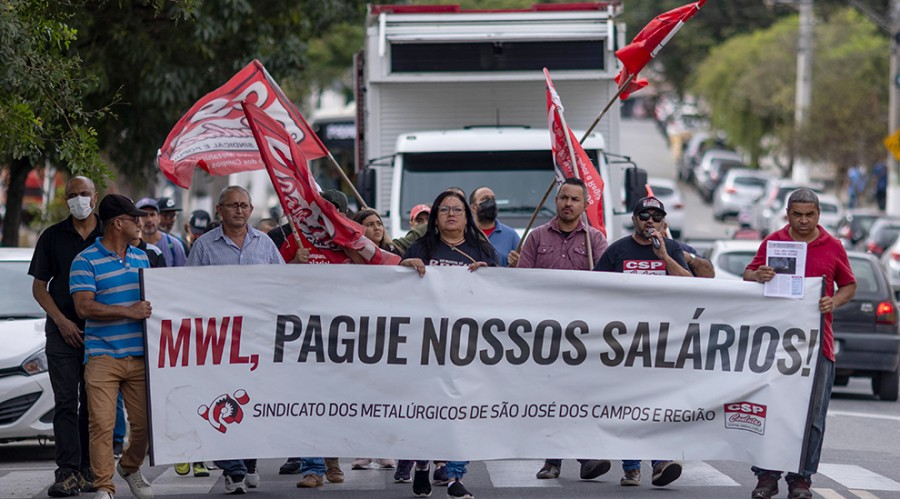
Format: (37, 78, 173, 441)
(637, 211, 664, 222)
(221, 202, 252, 211)
(438, 206, 465, 215)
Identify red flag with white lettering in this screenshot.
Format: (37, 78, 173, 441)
(158, 60, 328, 188)
(613, 0, 705, 100)
(544, 68, 605, 234)
(241, 102, 400, 265)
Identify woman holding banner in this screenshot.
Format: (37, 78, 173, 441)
(399, 190, 497, 499)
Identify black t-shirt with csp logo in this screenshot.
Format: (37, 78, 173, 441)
(593, 235, 689, 275)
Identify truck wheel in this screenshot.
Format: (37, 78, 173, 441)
(875, 370, 899, 401)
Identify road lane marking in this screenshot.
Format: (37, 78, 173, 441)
(146, 466, 221, 495)
(0, 471, 50, 498)
(850, 490, 882, 499)
(813, 488, 847, 499)
(828, 410, 900, 423)
(818, 464, 900, 491)
(485, 460, 562, 488)
(674, 461, 740, 486)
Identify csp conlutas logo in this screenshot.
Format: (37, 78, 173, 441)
(723, 401, 767, 435)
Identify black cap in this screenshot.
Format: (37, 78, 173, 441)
(188, 209, 212, 234)
(157, 196, 181, 212)
(321, 190, 349, 215)
(99, 194, 148, 223)
(633, 196, 666, 216)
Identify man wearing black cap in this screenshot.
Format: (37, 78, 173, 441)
(69, 194, 154, 499)
(136, 197, 187, 267)
(183, 209, 212, 249)
(156, 196, 180, 234)
(592, 195, 689, 489)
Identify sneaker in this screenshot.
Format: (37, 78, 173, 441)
(296, 473, 324, 488)
(352, 458, 372, 470)
(535, 463, 560, 479)
(112, 441, 124, 460)
(620, 469, 641, 486)
(394, 460, 414, 483)
(447, 480, 474, 499)
(48, 469, 81, 497)
(651, 461, 682, 487)
(79, 467, 96, 493)
(224, 475, 247, 494)
(787, 477, 812, 499)
(279, 458, 301, 475)
(432, 464, 450, 486)
(377, 458, 397, 469)
(91, 490, 113, 499)
(579, 459, 611, 480)
(174, 463, 190, 476)
(192, 462, 209, 478)
(205, 462, 219, 470)
(325, 458, 344, 483)
(413, 465, 432, 497)
(115, 462, 153, 499)
(244, 472, 260, 489)
(751, 473, 780, 499)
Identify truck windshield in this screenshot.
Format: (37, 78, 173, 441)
(399, 150, 599, 231)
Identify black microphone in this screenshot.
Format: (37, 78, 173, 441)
(646, 228, 661, 249)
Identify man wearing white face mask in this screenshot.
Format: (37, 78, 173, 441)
(28, 176, 102, 496)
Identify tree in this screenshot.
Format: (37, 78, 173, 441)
(690, 8, 888, 174)
(0, 0, 110, 246)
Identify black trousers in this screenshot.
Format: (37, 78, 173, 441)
(46, 331, 90, 472)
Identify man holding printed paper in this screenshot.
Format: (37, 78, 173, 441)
(743, 188, 856, 499)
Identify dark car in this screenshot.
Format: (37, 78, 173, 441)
(857, 217, 900, 256)
(833, 251, 900, 400)
(835, 208, 883, 249)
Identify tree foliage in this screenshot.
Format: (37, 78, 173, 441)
(690, 8, 888, 171)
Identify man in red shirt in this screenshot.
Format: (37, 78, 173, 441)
(744, 188, 856, 499)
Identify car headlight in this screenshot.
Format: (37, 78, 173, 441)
(22, 349, 48, 375)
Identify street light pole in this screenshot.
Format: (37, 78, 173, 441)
(792, 0, 814, 183)
(888, 0, 900, 215)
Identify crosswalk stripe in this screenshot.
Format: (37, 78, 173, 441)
(849, 490, 883, 499)
(813, 488, 848, 499)
(819, 464, 900, 492)
(0, 471, 49, 499)
(147, 466, 221, 495)
(485, 460, 562, 488)
(674, 461, 740, 486)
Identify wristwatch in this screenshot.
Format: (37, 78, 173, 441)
(685, 252, 696, 263)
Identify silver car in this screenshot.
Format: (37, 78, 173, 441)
(693, 149, 745, 203)
(707, 240, 763, 280)
(750, 179, 824, 236)
(711, 168, 773, 221)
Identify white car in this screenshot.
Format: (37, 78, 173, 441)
(621, 177, 685, 239)
(707, 240, 763, 280)
(0, 247, 54, 443)
(711, 168, 773, 221)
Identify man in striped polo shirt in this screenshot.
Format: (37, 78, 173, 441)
(70, 194, 154, 499)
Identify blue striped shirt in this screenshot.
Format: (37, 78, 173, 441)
(186, 226, 284, 267)
(70, 238, 150, 360)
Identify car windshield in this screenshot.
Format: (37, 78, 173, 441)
(874, 226, 900, 247)
(0, 261, 44, 318)
(847, 257, 879, 294)
(733, 176, 767, 188)
(399, 149, 600, 231)
(716, 250, 756, 278)
(649, 185, 674, 196)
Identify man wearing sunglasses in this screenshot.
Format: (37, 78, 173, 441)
(593, 196, 691, 277)
(592, 195, 689, 488)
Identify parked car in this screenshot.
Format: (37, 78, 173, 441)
(677, 131, 729, 183)
(622, 177, 685, 239)
(858, 217, 900, 257)
(0, 247, 54, 443)
(694, 149, 746, 203)
(833, 251, 900, 401)
(750, 179, 824, 236)
(836, 208, 884, 250)
(880, 237, 900, 300)
(706, 240, 762, 280)
(765, 192, 843, 236)
(711, 168, 773, 221)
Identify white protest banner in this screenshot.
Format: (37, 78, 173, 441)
(141, 265, 823, 472)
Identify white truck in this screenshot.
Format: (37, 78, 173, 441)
(355, 2, 645, 239)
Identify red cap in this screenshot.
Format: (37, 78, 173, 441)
(410, 204, 431, 224)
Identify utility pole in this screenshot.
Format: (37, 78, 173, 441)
(791, 0, 814, 183)
(888, 0, 900, 215)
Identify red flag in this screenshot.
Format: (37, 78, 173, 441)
(158, 60, 328, 188)
(613, 0, 705, 99)
(241, 102, 400, 266)
(544, 68, 605, 234)
(616, 0, 706, 75)
(614, 69, 649, 100)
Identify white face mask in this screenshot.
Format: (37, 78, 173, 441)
(67, 196, 93, 220)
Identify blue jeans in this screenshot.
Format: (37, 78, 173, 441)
(215, 459, 257, 478)
(622, 460, 668, 471)
(299, 458, 326, 476)
(113, 393, 125, 444)
(446, 461, 469, 480)
(752, 358, 834, 482)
